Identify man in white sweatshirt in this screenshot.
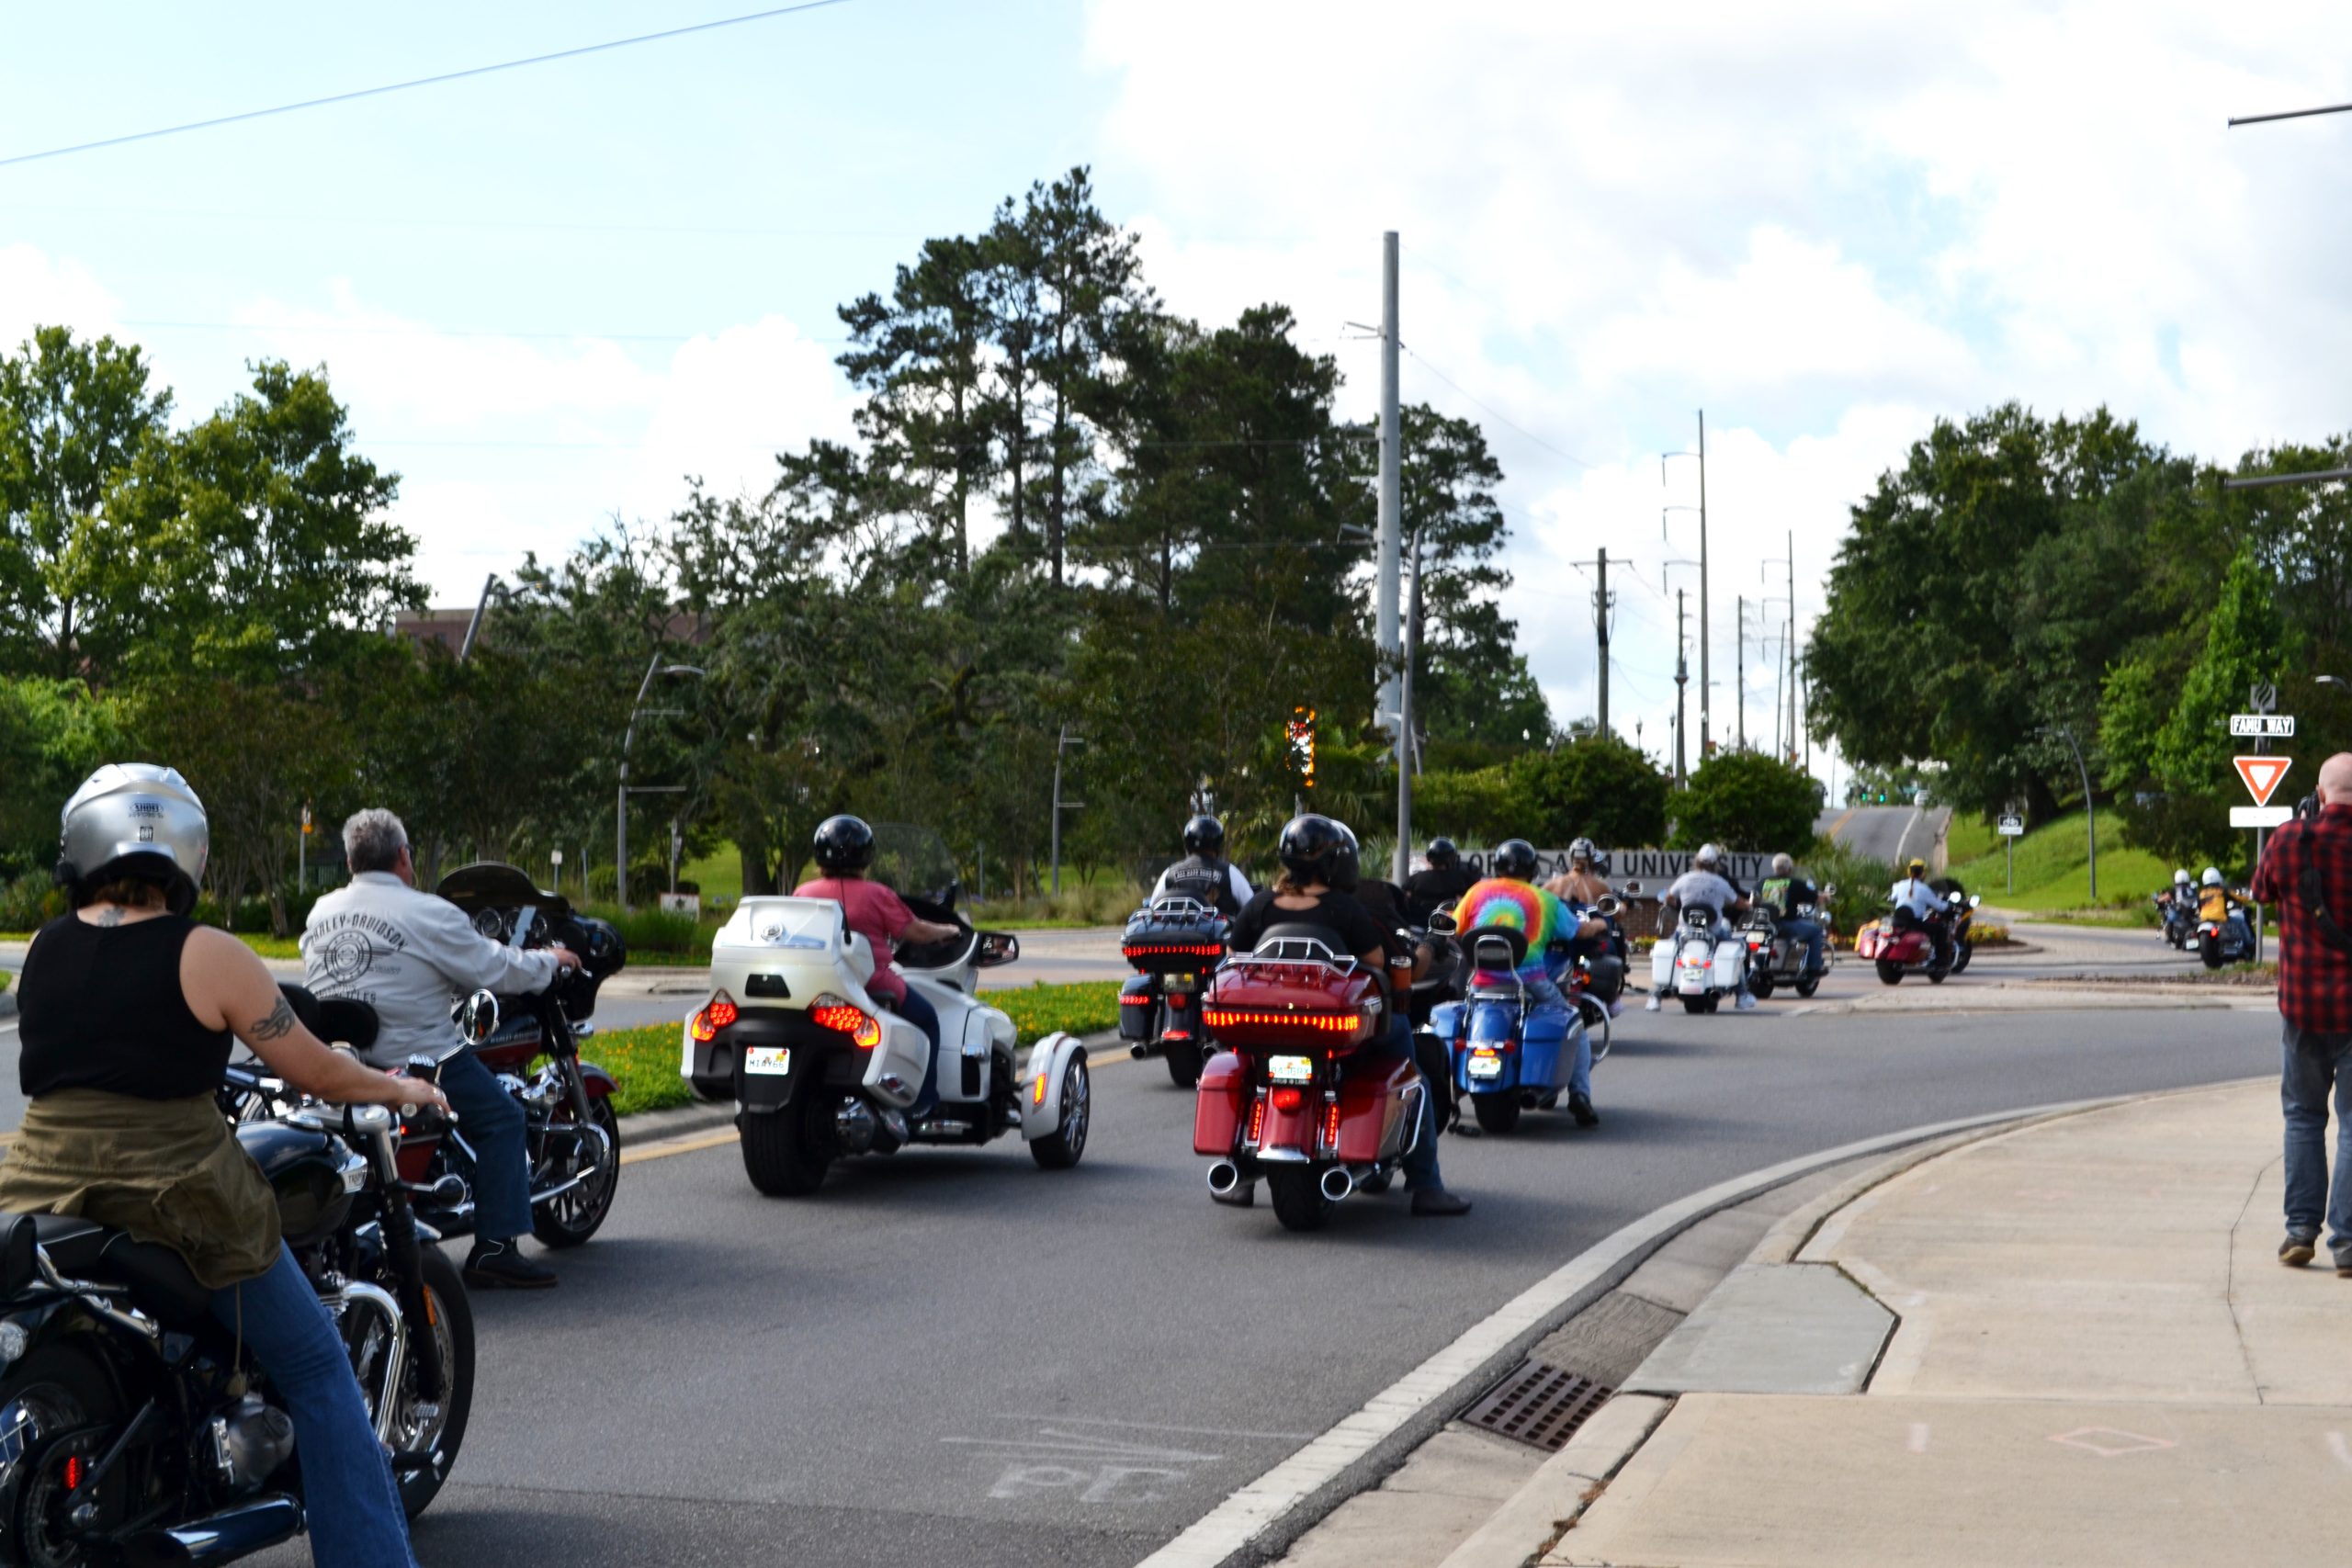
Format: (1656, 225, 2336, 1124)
(304, 808, 582, 1290)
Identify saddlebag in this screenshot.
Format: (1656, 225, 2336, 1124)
(1119, 975, 1157, 1042)
(1193, 1050, 1247, 1155)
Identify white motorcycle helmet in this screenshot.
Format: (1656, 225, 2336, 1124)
(1693, 842, 1724, 870)
(2173, 868, 2192, 887)
(2200, 866, 2223, 888)
(56, 763, 209, 915)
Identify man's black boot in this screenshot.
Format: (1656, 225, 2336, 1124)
(1569, 1092, 1600, 1128)
(465, 1236, 557, 1290)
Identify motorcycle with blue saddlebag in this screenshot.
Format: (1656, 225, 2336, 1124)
(680, 825, 1091, 1194)
(1426, 912, 1606, 1134)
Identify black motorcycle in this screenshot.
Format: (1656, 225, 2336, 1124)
(423, 863, 628, 1248)
(1118, 896, 1230, 1088)
(2154, 890, 2197, 950)
(0, 990, 474, 1564)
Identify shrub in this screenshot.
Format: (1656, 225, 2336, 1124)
(1671, 752, 1820, 853)
(1506, 737, 1669, 847)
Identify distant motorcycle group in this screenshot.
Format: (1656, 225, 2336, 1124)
(2154, 865, 2261, 967)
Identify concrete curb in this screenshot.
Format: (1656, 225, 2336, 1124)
(1132, 1092, 2169, 1568)
(0, 991, 16, 1021)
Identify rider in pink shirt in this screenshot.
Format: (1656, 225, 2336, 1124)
(796, 816, 962, 1113)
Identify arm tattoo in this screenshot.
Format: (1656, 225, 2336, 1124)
(247, 997, 298, 1043)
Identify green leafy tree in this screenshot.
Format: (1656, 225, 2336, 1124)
(0, 327, 174, 681)
(1504, 737, 1669, 848)
(120, 360, 419, 681)
(0, 676, 133, 876)
(1669, 751, 1821, 853)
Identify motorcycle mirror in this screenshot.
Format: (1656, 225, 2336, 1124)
(1622, 880, 1642, 896)
(1596, 896, 1622, 917)
(1823, 883, 1838, 897)
(1426, 909, 1458, 935)
(458, 989, 500, 1046)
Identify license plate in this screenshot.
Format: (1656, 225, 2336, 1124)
(1467, 1054, 1504, 1079)
(743, 1046, 793, 1076)
(1269, 1055, 1314, 1084)
(1164, 976, 1194, 994)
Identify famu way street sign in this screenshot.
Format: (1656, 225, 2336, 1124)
(2230, 714, 2295, 738)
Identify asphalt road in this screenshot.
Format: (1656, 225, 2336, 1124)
(239, 966, 2278, 1568)
(1817, 802, 1953, 866)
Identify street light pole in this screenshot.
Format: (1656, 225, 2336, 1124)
(617, 655, 706, 913)
(2051, 723, 2096, 903)
(1050, 725, 1084, 895)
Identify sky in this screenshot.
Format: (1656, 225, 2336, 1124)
(5, 0, 2350, 796)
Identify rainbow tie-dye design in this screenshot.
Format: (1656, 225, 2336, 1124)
(1452, 877, 1571, 983)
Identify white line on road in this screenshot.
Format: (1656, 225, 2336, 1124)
(1893, 806, 1927, 867)
(993, 1415, 1314, 1442)
(1130, 1091, 2171, 1568)
(1908, 1422, 1931, 1455)
(2328, 1431, 2352, 1471)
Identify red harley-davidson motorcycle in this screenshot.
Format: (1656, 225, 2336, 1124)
(1194, 929, 1426, 1233)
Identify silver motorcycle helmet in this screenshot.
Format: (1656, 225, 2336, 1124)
(56, 763, 209, 915)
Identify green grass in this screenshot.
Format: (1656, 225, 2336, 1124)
(989, 980, 1122, 1046)
(580, 1022, 696, 1119)
(1946, 810, 2171, 913)
(1941, 814, 1998, 865)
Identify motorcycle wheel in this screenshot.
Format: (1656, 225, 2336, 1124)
(1679, 994, 1708, 1014)
(1029, 1056, 1091, 1169)
(1952, 944, 1973, 975)
(1927, 968, 1948, 985)
(1794, 973, 1821, 998)
(1749, 974, 1776, 1000)
(1875, 959, 1905, 987)
(533, 1093, 622, 1249)
(741, 1092, 832, 1196)
(2200, 937, 2223, 970)
(0, 1346, 120, 1558)
(1472, 1093, 1521, 1134)
(1575, 995, 1611, 1063)
(381, 1245, 476, 1520)
(1268, 1169, 1333, 1232)
(1164, 1042, 1203, 1089)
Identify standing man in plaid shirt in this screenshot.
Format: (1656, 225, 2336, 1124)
(2251, 753, 2352, 1272)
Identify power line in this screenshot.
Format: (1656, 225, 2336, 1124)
(0, 0, 857, 169)
(1400, 344, 1598, 471)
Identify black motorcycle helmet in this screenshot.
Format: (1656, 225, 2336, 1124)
(1183, 814, 1226, 856)
(1427, 837, 1460, 871)
(812, 815, 876, 874)
(1277, 814, 1358, 891)
(1493, 839, 1539, 881)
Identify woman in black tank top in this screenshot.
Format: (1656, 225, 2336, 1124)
(0, 763, 451, 1568)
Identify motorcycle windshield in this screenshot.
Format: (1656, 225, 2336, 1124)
(437, 862, 571, 920)
(870, 824, 963, 910)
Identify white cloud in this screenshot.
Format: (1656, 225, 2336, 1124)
(0, 243, 122, 352)
(1084, 0, 2352, 784)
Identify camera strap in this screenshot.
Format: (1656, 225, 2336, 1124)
(2298, 860, 2352, 956)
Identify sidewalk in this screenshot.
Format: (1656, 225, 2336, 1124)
(1454, 1075, 2344, 1568)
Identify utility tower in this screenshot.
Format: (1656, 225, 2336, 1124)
(1673, 587, 1690, 786)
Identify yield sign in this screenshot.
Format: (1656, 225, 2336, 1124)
(2234, 756, 2292, 807)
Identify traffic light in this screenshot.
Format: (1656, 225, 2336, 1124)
(1288, 707, 1317, 789)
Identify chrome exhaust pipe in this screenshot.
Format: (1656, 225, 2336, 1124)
(1318, 1166, 1355, 1202)
(125, 1495, 303, 1567)
(1130, 1043, 1148, 1059)
(1206, 1161, 1240, 1196)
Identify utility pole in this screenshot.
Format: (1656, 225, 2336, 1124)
(1736, 596, 1747, 750)
(1376, 230, 1408, 885)
(1049, 725, 1084, 895)
(1673, 588, 1690, 787)
(1662, 412, 1711, 760)
(1785, 530, 1798, 761)
(1594, 547, 1611, 739)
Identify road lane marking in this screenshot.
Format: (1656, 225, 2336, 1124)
(1908, 1422, 1930, 1454)
(995, 1414, 1314, 1442)
(1893, 805, 1927, 866)
(2328, 1431, 2352, 1471)
(621, 1128, 739, 1164)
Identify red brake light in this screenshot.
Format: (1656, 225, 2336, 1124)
(810, 1001, 879, 1049)
(1247, 1094, 1266, 1145)
(691, 993, 739, 1043)
(1271, 1087, 1305, 1112)
(1322, 1100, 1342, 1148)
(1202, 1008, 1363, 1033)
(1168, 992, 1188, 1010)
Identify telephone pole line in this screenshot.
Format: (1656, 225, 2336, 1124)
(1568, 547, 1617, 739)
(1663, 412, 1712, 761)
(1736, 595, 1747, 750)
(1673, 587, 1690, 787)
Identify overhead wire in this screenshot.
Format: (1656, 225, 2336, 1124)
(0, 0, 857, 168)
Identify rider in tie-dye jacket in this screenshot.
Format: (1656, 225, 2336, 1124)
(1451, 840, 1606, 1127)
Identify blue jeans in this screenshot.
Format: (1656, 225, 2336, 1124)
(212, 1247, 417, 1568)
(440, 1047, 530, 1245)
(1779, 917, 1826, 975)
(2281, 1024, 2352, 1259)
(1523, 976, 1593, 1100)
(1390, 1015, 1444, 1191)
(892, 986, 944, 1116)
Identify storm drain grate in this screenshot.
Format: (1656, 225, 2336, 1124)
(1461, 1359, 1614, 1451)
